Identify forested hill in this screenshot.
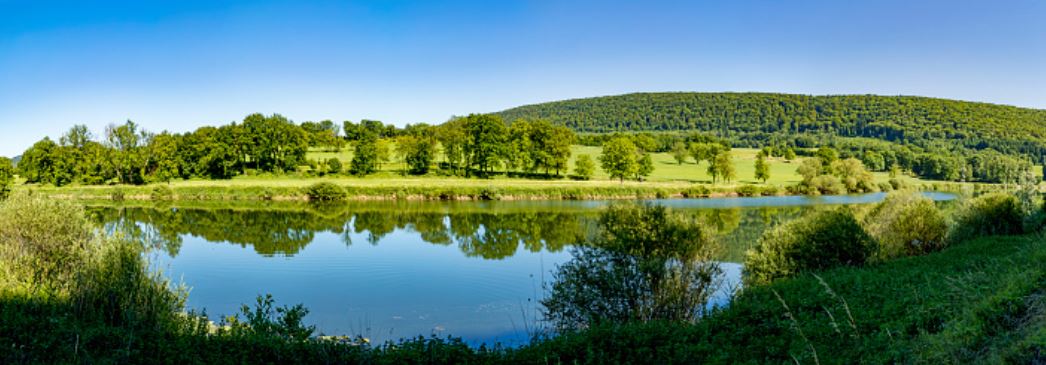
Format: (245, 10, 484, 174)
(495, 92, 1046, 160)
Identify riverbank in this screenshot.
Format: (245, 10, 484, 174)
(17, 174, 1005, 202)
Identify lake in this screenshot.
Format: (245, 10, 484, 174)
(88, 192, 956, 345)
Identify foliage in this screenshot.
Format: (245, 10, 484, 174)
(572, 154, 594, 180)
(830, 158, 877, 193)
(0, 157, 13, 199)
(303, 182, 347, 202)
(670, 141, 689, 165)
(735, 184, 760, 197)
(864, 192, 949, 259)
(542, 204, 720, 331)
(754, 152, 770, 183)
(949, 193, 1025, 241)
(325, 157, 342, 175)
(635, 152, 654, 181)
(461, 114, 507, 175)
(599, 136, 638, 182)
(349, 134, 379, 176)
(744, 208, 876, 285)
(495, 92, 1046, 166)
(396, 134, 436, 175)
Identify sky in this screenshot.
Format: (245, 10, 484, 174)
(1, 0, 1044, 157)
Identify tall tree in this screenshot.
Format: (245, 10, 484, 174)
(636, 152, 654, 181)
(350, 133, 379, 176)
(396, 134, 436, 175)
(462, 114, 507, 175)
(755, 152, 770, 183)
(599, 137, 638, 182)
(714, 150, 735, 183)
(573, 154, 595, 180)
(671, 142, 689, 165)
(0, 157, 14, 199)
(147, 132, 181, 183)
(105, 120, 147, 184)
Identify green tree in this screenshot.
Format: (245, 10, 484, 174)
(831, 158, 875, 193)
(754, 152, 770, 183)
(462, 114, 507, 175)
(715, 150, 735, 183)
(105, 120, 147, 184)
(573, 154, 595, 180)
(797, 157, 825, 183)
(636, 152, 654, 181)
(326, 158, 342, 175)
(784, 147, 796, 161)
(671, 141, 688, 165)
(889, 163, 901, 178)
(436, 119, 467, 176)
(349, 134, 379, 176)
(0, 157, 13, 199)
(599, 137, 638, 182)
(396, 135, 436, 175)
(19, 138, 73, 186)
(505, 119, 535, 173)
(147, 132, 181, 183)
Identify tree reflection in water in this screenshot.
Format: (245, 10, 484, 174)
(88, 202, 593, 259)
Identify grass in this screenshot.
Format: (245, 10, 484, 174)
(19, 146, 1008, 202)
(508, 232, 1046, 364)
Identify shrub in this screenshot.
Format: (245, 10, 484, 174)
(877, 181, 894, 192)
(304, 182, 347, 201)
(864, 192, 949, 260)
(744, 208, 876, 285)
(682, 185, 711, 198)
(949, 193, 1024, 241)
(889, 178, 908, 190)
(735, 184, 760, 197)
(809, 175, 845, 195)
(760, 185, 780, 196)
(326, 158, 343, 175)
(151, 185, 174, 200)
(110, 188, 126, 201)
(478, 187, 501, 200)
(0, 192, 95, 288)
(543, 204, 720, 330)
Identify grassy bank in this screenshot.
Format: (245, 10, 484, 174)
(21, 173, 1004, 202)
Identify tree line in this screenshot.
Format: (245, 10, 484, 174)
(14, 114, 585, 186)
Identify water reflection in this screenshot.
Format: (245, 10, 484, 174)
(84, 193, 955, 344)
(91, 203, 596, 259)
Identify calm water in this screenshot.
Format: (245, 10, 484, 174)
(89, 192, 955, 345)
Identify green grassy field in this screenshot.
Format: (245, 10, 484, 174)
(16, 145, 1034, 201)
(307, 145, 928, 185)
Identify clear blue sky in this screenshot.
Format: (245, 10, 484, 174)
(1, 0, 1044, 157)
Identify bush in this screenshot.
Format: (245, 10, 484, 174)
(760, 185, 780, 196)
(543, 204, 720, 330)
(735, 184, 760, 197)
(478, 187, 501, 200)
(949, 193, 1024, 241)
(889, 178, 908, 190)
(877, 181, 894, 192)
(304, 182, 347, 201)
(744, 208, 876, 285)
(809, 175, 845, 195)
(864, 192, 949, 260)
(682, 185, 711, 198)
(151, 185, 174, 201)
(326, 158, 343, 175)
